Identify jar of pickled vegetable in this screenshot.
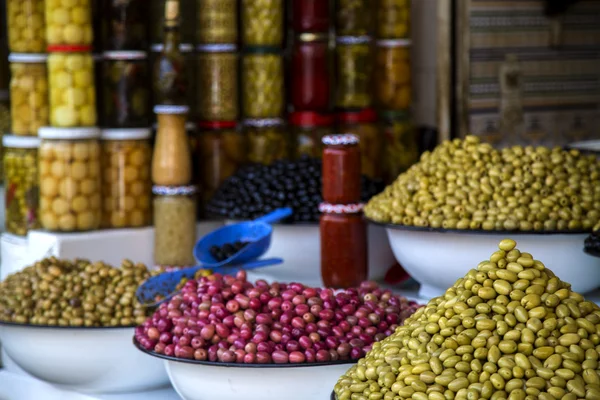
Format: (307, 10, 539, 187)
(152, 105, 192, 186)
(336, 0, 372, 36)
(196, 45, 238, 122)
(335, 36, 373, 109)
(150, 0, 195, 45)
(241, 0, 284, 48)
(380, 110, 418, 183)
(47, 48, 97, 127)
(322, 134, 361, 204)
(103, 51, 150, 128)
(151, 43, 194, 110)
(244, 118, 289, 165)
(242, 50, 285, 119)
(104, 0, 148, 51)
(338, 109, 382, 180)
(293, 0, 331, 33)
(7, 0, 46, 53)
(0, 92, 10, 181)
(376, 0, 410, 39)
(375, 39, 411, 110)
(38, 127, 101, 232)
(196, 0, 238, 45)
(3, 135, 41, 236)
(100, 128, 152, 229)
(153, 185, 197, 267)
(45, 0, 93, 46)
(292, 34, 331, 112)
(290, 111, 334, 158)
(9, 53, 49, 136)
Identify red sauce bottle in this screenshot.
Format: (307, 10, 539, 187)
(322, 134, 361, 204)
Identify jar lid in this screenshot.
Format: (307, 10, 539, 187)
(101, 128, 152, 140)
(379, 110, 411, 121)
(2, 135, 41, 148)
(152, 185, 198, 196)
(290, 112, 334, 127)
(47, 45, 93, 53)
(376, 39, 412, 48)
(198, 121, 238, 129)
(243, 47, 282, 55)
(8, 53, 48, 63)
(243, 118, 285, 128)
(319, 203, 364, 214)
(338, 109, 378, 124)
(322, 134, 360, 146)
(151, 43, 194, 53)
(197, 44, 238, 53)
(38, 127, 100, 140)
(296, 33, 329, 43)
(154, 105, 190, 115)
(103, 51, 148, 60)
(336, 36, 372, 45)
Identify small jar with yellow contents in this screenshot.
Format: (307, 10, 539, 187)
(100, 128, 152, 229)
(38, 126, 101, 232)
(45, 0, 93, 46)
(7, 0, 46, 53)
(3, 135, 41, 236)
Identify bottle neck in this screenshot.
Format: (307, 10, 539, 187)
(163, 26, 181, 53)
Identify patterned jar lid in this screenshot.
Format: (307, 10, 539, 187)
(319, 203, 364, 214)
(322, 134, 360, 146)
(152, 185, 198, 196)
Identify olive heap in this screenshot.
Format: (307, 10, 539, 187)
(365, 136, 600, 231)
(584, 222, 600, 258)
(210, 241, 250, 262)
(135, 272, 421, 364)
(334, 239, 600, 400)
(206, 156, 384, 223)
(0, 257, 152, 327)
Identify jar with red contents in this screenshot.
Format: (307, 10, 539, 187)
(320, 203, 368, 288)
(291, 33, 331, 112)
(337, 108, 382, 180)
(290, 111, 334, 158)
(322, 134, 361, 204)
(292, 0, 331, 33)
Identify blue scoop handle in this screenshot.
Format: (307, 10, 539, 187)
(253, 208, 293, 225)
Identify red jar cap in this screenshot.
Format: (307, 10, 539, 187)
(337, 109, 378, 124)
(47, 45, 93, 53)
(319, 203, 364, 214)
(198, 121, 237, 129)
(290, 112, 334, 127)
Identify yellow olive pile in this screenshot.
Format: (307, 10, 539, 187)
(365, 136, 600, 231)
(334, 239, 600, 400)
(0, 257, 152, 327)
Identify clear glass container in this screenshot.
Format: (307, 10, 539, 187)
(45, 0, 93, 46)
(196, 0, 238, 45)
(103, 0, 148, 51)
(337, 109, 382, 180)
(38, 127, 101, 232)
(375, 39, 411, 110)
(47, 49, 97, 127)
(196, 45, 238, 121)
(7, 0, 46, 53)
(150, 0, 195, 45)
(292, 0, 331, 33)
(3, 135, 41, 236)
(102, 51, 150, 128)
(153, 185, 197, 267)
(242, 51, 285, 119)
(0, 92, 10, 182)
(151, 43, 194, 110)
(244, 118, 289, 165)
(335, 36, 373, 109)
(241, 0, 284, 48)
(380, 111, 418, 183)
(101, 129, 152, 229)
(336, 0, 372, 36)
(291, 34, 331, 112)
(8, 53, 49, 136)
(290, 111, 334, 158)
(375, 0, 410, 39)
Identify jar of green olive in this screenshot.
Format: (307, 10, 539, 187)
(336, 0, 372, 36)
(196, 44, 239, 122)
(379, 110, 418, 183)
(150, 43, 196, 114)
(3, 135, 41, 236)
(335, 36, 373, 109)
(337, 108, 382, 180)
(244, 118, 289, 165)
(0, 91, 10, 182)
(242, 50, 285, 119)
(241, 0, 284, 48)
(290, 111, 335, 159)
(196, 0, 238, 45)
(375, 0, 410, 39)
(374, 39, 411, 110)
(150, 0, 195, 45)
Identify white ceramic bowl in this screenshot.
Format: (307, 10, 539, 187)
(0, 323, 169, 394)
(380, 223, 600, 300)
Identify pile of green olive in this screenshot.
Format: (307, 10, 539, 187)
(365, 135, 600, 231)
(0, 257, 152, 327)
(334, 239, 600, 400)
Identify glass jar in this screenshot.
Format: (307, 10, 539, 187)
(93, 54, 104, 126)
(320, 203, 367, 288)
(196, 0, 238, 45)
(0, 92, 10, 182)
(103, 0, 148, 51)
(153, 185, 197, 267)
(151, 43, 194, 110)
(338, 109, 382, 180)
(152, 105, 192, 186)
(375, 39, 411, 110)
(244, 118, 289, 165)
(336, 0, 372, 36)
(38, 127, 101, 232)
(290, 111, 334, 158)
(380, 111, 418, 183)
(103, 51, 150, 128)
(335, 36, 373, 109)
(45, 0, 93, 46)
(292, 0, 331, 33)
(150, 0, 195, 45)
(8, 53, 49, 136)
(101, 129, 152, 229)
(47, 48, 97, 127)
(3, 135, 41, 236)
(242, 51, 285, 119)
(322, 134, 361, 204)
(376, 0, 410, 39)
(292, 34, 331, 112)
(196, 45, 238, 121)
(7, 0, 46, 53)
(241, 0, 284, 48)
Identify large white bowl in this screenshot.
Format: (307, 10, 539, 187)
(381, 223, 600, 300)
(0, 323, 169, 394)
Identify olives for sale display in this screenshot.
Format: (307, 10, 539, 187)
(375, 39, 412, 110)
(7, 0, 46, 53)
(375, 0, 410, 39)
(209, 241, 250, 262)
(335, 239, 600, 400)
(245, 119, 289, 165)
(9, 54, 49, 136)
(196, 0, 238, 45)
(366, 135, 600, 231)
(335, 36, 373, 109)
(0, 257, 152, 327)
(45, 0, 93, 45)
(196, 46, 238, 121)
(206, 156, 384, 223)
(241, 0, 284, 48)
(242, 52, 285, 119)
